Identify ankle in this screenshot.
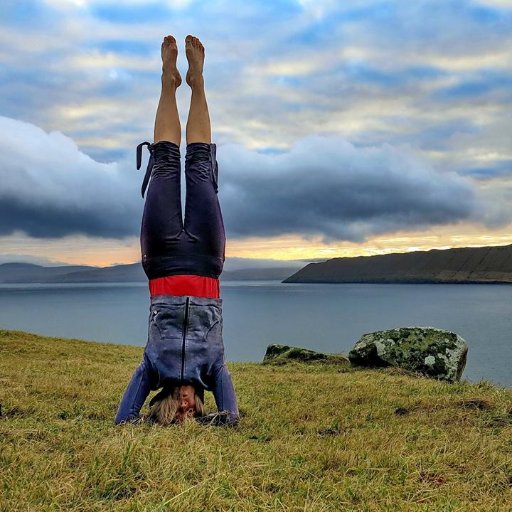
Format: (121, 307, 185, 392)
(161, 73, 179, 89)
(187, 75, 204, 90)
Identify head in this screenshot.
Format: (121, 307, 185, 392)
(148, 384, 205, 425)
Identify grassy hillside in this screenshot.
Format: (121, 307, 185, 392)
(1, 329, 511, 511)
(284, 244, 512, 284)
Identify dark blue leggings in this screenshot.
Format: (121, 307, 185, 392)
(140, 141, 225, 280)
(114, 141, 239, 424)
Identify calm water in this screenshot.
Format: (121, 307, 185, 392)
(0, 281, 511, 387)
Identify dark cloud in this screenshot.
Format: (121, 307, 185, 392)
(455, 160, 512, 180)
(0, 116, 142, 239)
(218, 134, 480, 243)
(0, 116, 487, 242)
(0, 196, 139, 238)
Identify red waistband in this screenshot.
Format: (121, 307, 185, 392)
(149, 275, 220, 298)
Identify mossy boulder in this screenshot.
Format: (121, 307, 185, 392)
(348, 327, 468, 382)
(263, 344, 349, 365)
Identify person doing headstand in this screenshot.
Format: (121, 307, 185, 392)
(115, 35, 239, 426)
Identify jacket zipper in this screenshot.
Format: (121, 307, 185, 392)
(181, 297, 190, 381)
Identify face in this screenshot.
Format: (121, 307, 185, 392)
(175, 385, 196, 422)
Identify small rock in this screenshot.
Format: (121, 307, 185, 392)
(458, 398, 491, 410)
(348, 327, 468, 382)
(317, 427, 340, 436)
(263, 344, 349, 365)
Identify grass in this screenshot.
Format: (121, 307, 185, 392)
(1, 329, 511, 511)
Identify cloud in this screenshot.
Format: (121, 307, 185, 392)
(0, 117, 485, 243)
(223, 257, 305, 271)
(219, 134, 481, 242)
(474, 0, 512, 7)
(0, 116, 141, 238)
(1, 0, 512, 183)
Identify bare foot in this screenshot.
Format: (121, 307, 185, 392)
(161, 35, 181, 88)
(185, 35, 205, 87)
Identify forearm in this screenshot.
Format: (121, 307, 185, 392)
(211, 362, 239, 418)
(115, 355, 154, 424)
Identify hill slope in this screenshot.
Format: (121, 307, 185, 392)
(1, 329, 511, 510)
(0, 263, 298, 283)
(0, 262, 93, 283)
(285, 244, 512, 283)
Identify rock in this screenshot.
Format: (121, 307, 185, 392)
(263, 344, 349, 365)
(348, 327, 468, 382)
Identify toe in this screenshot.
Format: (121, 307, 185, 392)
(163, 36, 174, 47)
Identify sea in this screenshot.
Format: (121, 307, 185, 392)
(0, 281, 511, 388)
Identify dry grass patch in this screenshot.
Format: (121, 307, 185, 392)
(1, 329, 511, 511)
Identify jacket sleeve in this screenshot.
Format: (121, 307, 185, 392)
(211, 361, 239, 423)
(114, 353, 155, 424)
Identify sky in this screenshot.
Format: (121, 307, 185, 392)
(1, 0, 512, 267)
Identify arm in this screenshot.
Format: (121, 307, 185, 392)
(210, 361, 239, 425)
(114, 353, 155, 424)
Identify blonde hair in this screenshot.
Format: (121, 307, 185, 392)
(148, 386, 205, 426)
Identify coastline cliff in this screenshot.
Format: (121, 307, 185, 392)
(283, 244, 512, 284)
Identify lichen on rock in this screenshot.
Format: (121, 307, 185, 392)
(348, 327, 468, 382)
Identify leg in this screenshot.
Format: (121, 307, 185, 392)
(115, 354, 155, 424)
(154, 35, 182, 145)
(185, 35, 211, 145)
(183, 36, 225, 276)
(211, 361, 239, 425)
(184, 143, 225, 272)
(140, 140, 183, 274)
(140, 36, 184, 279)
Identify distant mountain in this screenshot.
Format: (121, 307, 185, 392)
(284, 244, 512, 284)
(0, 262, 297, 283)
(221, 267, 300, 281)
(50, 263, 146, 283)
(0, 263, 93, 283)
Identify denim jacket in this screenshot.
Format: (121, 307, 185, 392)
(115, 295, 239, 424)
(147, 295, 225, 389)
